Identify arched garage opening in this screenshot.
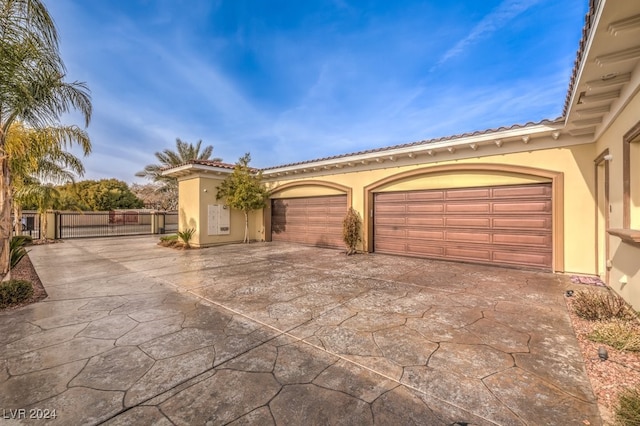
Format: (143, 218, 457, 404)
(266, 180, 352, 249)
(364, 164, 564, 271)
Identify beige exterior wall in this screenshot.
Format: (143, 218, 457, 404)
(267, 143, 597, 275)
(178, 174, 264, 247)
(594, 89, 640, 308)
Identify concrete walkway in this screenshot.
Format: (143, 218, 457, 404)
(1, 236, 600, 425)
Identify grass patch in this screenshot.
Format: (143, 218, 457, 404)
(590, 320, 640, 352)
(572, 290, 637, 321)
(0, 279, 34, 308)
(615, 386, 640, 426)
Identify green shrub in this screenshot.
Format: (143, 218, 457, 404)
(615, 386, 640, 426)
(0, 280, 34, 308)
(589, 320, 640, 352)
(342, 207, 362, 255)
(177, 228, 195, 248)
(159, 234, 178, 242)
(572, 290, 636, 321)
(10, 235, 31, 269)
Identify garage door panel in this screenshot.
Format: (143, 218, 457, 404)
(493, 217, 552, 230)
(446, 231, 492, 243)
(377, 217, 406, 226)
(375, 240, 406, 253)
(376, 228, 406, 238)
(405, 243, 445, 256)
(407, 191, 444, 201)
(446, 188, 491, 199)
(493, 233, 551, 247)
(492, 251, 551, 268)
(492, 201, 551, 214)
(406, 217, 444, 227)
(445, 203, 491, 213)
(407, 204, 444, 213)
(374, 183, 552, 270)
(445, 247, 492, 261)
(492, 185, 551, 199)
(406, 229, 445, 240)
(271, 195, 347, 249)
(376, 205, 407, 214)
(375, 193, 407, 202)
(444, 217, 491, 228)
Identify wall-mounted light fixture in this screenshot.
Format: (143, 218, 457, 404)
(604, 154, 613, 161)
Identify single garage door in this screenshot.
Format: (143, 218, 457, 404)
(271, 195, 347, 249)
(374, 183, 552, 269)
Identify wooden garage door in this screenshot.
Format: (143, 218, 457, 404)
(271, 195, 347, 249)
(374, 183, 552, 269)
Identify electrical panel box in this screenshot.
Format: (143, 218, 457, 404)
(207, 204, 230, 235)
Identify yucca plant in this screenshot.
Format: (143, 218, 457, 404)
(10, 235, 31, 269)
(177, 228, 196, 249)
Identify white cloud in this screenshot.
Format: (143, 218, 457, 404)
(434, 0, 543, 69)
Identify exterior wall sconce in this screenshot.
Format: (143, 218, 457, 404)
(604, 154, 613, 161)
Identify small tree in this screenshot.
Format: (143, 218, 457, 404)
(216, 153, 269, 243)
(343, 207, 362, 255)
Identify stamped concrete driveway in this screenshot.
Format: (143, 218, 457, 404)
(1, 236, 600, 425)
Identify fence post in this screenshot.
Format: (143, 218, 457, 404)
(151, 212, 158, 234)
(44, 211, 57, 239)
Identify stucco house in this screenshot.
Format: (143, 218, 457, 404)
(163, 0, 640, 307)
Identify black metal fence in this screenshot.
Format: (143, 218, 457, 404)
(55, 211, 177, 239)
(12, 211, 40, 240)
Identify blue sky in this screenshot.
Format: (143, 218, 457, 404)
(45, 0, 587, 184)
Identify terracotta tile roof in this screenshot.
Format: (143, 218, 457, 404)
(162, 160, 257, 172)
(562, 0, 598, 117)
(261, 118, 562, 171)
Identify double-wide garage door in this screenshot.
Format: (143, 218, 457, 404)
(374, 183, 552, 270)
(271, 195, 347, 249)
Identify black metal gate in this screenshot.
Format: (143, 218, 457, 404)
(56, 211, 153, 238)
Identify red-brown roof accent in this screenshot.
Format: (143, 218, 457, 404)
(562, 0, 598, 117)
(262, 118, 562, 171)
(161, 160, 257, 172)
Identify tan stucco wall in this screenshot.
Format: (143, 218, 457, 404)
(178, 175, 265, 247)
(178, 177, 201, 245)
(268, 143, 597, 275)
(595, 89, 640, 308)
(632, 137, 640, 230)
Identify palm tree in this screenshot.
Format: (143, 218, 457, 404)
(0, 0, 92, 275)
(136, 138, 221, 209)
(8, 122, 90, 234)
(15, 182, 61, 240)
